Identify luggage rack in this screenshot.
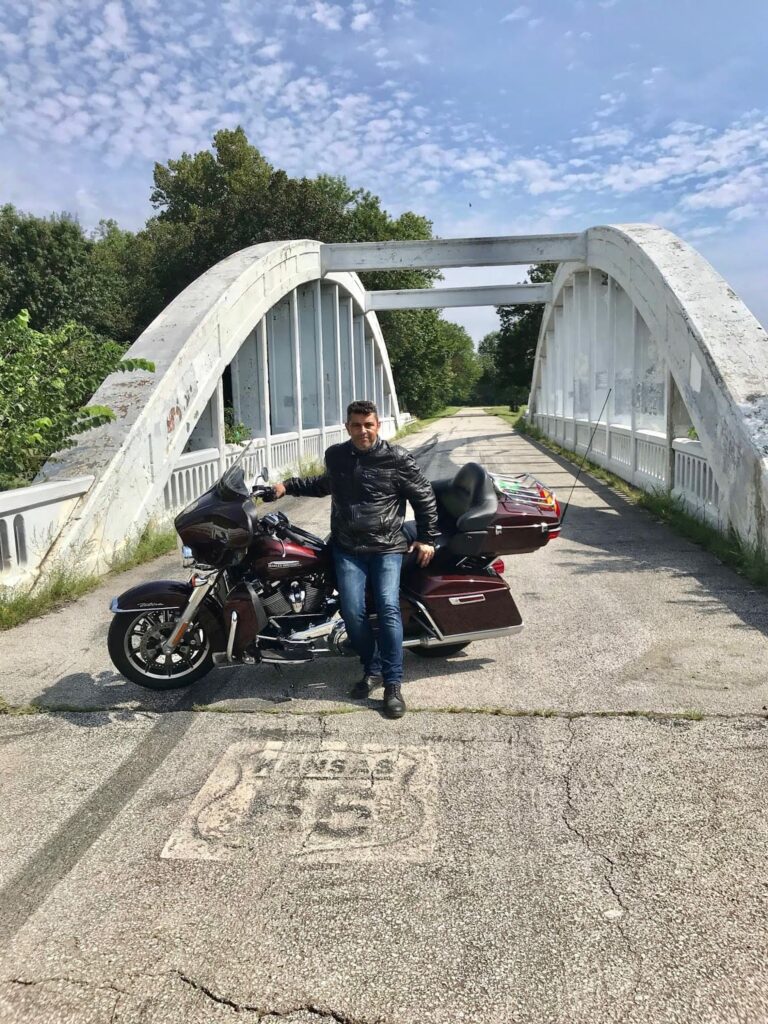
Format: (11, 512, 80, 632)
(489, 473, 561, 539)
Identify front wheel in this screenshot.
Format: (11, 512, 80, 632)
(410, 642, 470, 658)
(108, 607, 218, 690)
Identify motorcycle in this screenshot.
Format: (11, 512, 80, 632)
(107, 443, 561, 690)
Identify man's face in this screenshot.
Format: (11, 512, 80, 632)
(346, 412, 380, 451)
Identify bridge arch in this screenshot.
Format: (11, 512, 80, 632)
(37, 239, 403, 575)
(528, 224, 768, 549)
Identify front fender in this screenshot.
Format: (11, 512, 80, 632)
(110, 580, 226, 650)
(110, 580, 196, 613)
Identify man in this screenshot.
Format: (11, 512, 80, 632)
(271, 400, 437, 719)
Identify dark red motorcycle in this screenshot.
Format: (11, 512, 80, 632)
(107, 445, 560, 690)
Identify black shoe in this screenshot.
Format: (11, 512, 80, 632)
(383, 684, 406, 719)
(351, 673, 382, 699)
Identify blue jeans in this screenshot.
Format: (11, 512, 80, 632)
(332, 547, 404, 685)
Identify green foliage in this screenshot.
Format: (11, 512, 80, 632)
(494, 263, 555, 397)
(474, 264, 557, 406)
(0, 205, 98, 330)
(224, 406, 250, 445)
(0, 311, 154, 488)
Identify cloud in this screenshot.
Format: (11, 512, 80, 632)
(573, 127, 633, 151)
(311, 1, 344, 30)
(351, 10, 376, 31)
(683, 167, 764, 210)
(500, 5, 530, 22)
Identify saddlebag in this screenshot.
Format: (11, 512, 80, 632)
(402, 571, 523, 639)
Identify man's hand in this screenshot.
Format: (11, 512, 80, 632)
(409, 541, 435, 567)
(271, 482, 286, 499)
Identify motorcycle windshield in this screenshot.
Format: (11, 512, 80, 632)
(217, 439, 258, 499)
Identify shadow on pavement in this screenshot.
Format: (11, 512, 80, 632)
(33, 647, 494, 719)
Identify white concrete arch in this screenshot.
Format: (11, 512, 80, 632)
(528, 224, 768, 548)
(37, 240, 403, 575)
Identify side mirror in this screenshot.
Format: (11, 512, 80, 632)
(260, 466, 270, 482)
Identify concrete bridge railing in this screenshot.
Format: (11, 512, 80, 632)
(527, 225, 768, 550)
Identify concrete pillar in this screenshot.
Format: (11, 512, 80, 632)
(574, 272, 590, 423)
(258, 318, 272, 474)
(562, 285, 575, 421)
(314, 280, 326, 450)
(290, 289, 303, 444)
(297, 285, 320, 430)
(365, 337, 375, 405)
(591, 271, 611, 424)
(353, 314, 366, 399)
(613, 283, 634, 428)
(630, 306, 638, 482)
(332, 286, 344, 424)
(341, 298, 355, 411)
(552, 313, 562, 419)
(321, 284, 341, 427)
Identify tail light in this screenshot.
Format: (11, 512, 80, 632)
(491, 558, 505, 574)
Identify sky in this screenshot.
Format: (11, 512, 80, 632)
(1, 0, 767, 341)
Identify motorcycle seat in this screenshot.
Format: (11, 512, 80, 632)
(430, 462, 498, 535)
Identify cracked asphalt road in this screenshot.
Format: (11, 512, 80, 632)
(2, 409, 768, 1024)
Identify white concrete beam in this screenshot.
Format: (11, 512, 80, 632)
(322, 234, 585, 273)
(365, 283, 552, 311)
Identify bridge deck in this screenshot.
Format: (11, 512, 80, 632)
(2, 409, 768, 1023)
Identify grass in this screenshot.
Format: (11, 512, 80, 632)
(296, 454, 326, 478)
(0, 697, 719, 721)
(483, 405, 528, 431)
(486, 408, 768, 589)
(0, 522, 178, 631)
(393, 406, 461, 442)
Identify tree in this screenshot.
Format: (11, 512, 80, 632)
(0, 205, 98, 330)
(0, 311, 153, 489)
(436, 320, 481, 404)
(494, 263, 556, 406)
(472, 331, 503, 404)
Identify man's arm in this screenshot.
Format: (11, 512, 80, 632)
(272, 470, 331, 499)
(396, 448, 438, 560)
(271, 451, 333, 499)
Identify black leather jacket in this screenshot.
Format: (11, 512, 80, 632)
(283, 438, 438, 555)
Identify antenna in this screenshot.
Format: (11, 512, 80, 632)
(558, 388, 612, 529)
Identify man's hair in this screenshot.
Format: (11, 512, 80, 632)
(346, 400, 378, 422)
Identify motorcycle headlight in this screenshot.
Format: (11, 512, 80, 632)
(181, 545, 195, 568)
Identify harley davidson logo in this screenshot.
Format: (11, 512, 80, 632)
(268, 560, 302, 568)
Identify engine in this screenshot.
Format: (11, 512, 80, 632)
(260, 576, 331, 617)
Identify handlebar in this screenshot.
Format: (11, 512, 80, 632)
(252, 484, 277, 502)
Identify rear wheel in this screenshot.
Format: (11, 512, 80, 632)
(410, 642, 470, 658)
(108, 607, 218, 690)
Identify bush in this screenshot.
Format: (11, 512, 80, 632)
(0, 311, 154, 489)
(508, 386, 530, 412)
